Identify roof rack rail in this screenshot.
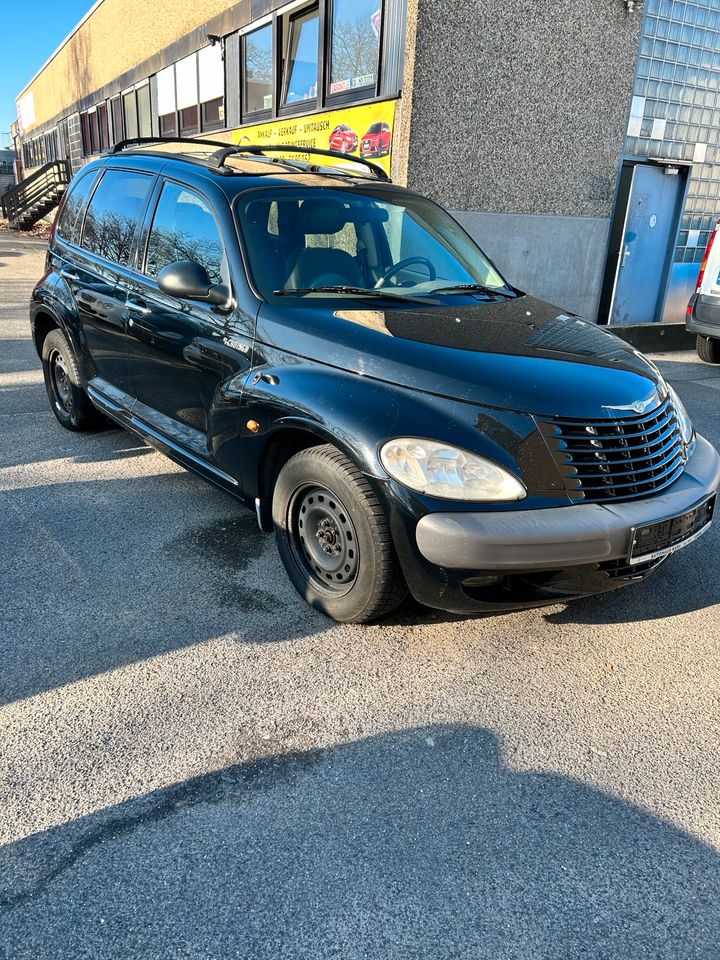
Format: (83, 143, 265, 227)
(206, 144, 390, 182)
(106, 136, 236, 154)
(105, 136, 391, 182)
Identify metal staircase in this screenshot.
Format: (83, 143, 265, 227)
(0, 160, 71, 230)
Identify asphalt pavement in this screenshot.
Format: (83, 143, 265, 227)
(1, 230, 719, 959)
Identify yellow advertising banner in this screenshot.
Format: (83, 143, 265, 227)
(226, 99, 397, 176)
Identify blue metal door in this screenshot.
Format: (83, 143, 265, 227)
(610, 163, 682, 325)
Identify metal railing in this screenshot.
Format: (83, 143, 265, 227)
(0, 159, 70, 225)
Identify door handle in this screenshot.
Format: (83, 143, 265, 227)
(126, 299, 151, 316)
(60, 267, 80, 281)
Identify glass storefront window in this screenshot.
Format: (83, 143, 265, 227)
(281, 7, 319, 107)
(244, 24, 273, 114)
(328, 0, 381, 97)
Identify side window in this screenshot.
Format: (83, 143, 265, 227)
(56, 172, 98, 245)
(145, 182, 225, 286)
(81, 169, 153, 266)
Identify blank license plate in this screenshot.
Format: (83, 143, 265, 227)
(629, 495, 715, 564)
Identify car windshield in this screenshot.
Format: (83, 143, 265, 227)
(236, 186, 513, 302)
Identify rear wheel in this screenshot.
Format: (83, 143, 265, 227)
(272, 444, 407, 623)
(41, 329, 107, 431)
(696, 334, 720, 363)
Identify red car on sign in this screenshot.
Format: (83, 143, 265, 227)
(329, 124, 358, 154)
(360, 121, 391, 158)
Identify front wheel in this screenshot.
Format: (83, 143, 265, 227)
(696, 333, 720, 363)
(41, 328, 107, 431)
(272, 444, 407, 622)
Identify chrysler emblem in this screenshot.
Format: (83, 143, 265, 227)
(602, 396, 656, 415)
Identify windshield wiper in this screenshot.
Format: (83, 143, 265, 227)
(431, 283, 517, 298)
(273, 285, 436, 305)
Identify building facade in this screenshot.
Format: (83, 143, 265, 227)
(12, 0, 720, 325)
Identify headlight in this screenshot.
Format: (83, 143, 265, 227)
(668, 385, 694, 446)
(380, 438, 526, 501)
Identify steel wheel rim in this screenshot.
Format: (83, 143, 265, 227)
(49, 348, 73, 415)
(288, 484, 359, 594)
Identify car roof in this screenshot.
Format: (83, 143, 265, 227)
(78, 141, 398, 201)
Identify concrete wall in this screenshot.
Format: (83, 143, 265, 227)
(454, 211, 611, 320)
(404, 0, 644, 319)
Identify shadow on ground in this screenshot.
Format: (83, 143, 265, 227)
(0, 724, 717, 958)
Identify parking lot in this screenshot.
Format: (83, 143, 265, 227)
(1, 230, 719, 959)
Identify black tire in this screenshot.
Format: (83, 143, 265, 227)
(41, 328, 107, 431)
(272, 444, 408, 623)
(696, 333, 720, 364)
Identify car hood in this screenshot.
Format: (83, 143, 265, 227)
(255, 294, 666, 420)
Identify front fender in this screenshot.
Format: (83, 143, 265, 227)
(209, 360, 567, 512)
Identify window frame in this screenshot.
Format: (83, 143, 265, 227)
(139, 176, 230, 294)
(136, 83, 152, 139)
(241, 19, 274, 121)
(325, 0, 384, 107)
(81, 112, 92, 157)
(55, 169, 101, 247)
(111, 96, 123, 144)
(278, 3, 321, 116)
(97, 102, 110, 151)
(78, 166, 156, 269)
(122, 89, 139, 140)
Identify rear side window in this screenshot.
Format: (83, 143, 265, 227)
(81, 169, 153, 266)
(56, 172, 98, 245)
(144, 181, 225, 285)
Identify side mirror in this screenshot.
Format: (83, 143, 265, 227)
(157, 260, 231, 309)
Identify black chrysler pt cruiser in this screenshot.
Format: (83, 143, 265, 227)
(30, 139, 720, 622)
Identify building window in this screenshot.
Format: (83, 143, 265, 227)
(111, 97, 123, 143)
(176, 52, 199, 137)
(198, 43, 225, 132)
(89, 110, 100, 153)
(243, 23, 273, 116)
(202, 97, 224, 131)
(180, 105, 199, 136)
(97, 103, 110, 151)
(281, 6, 319, 108)
(123, 90, 139, 139)
(160, 112, 178, 136)
(328, 0, 381, 98)
(157, 64, 177, 137)
(81, 112, 92, 156)
(137, 84, 152, 138)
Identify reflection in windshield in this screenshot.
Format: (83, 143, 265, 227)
(237, 188, 511, 302)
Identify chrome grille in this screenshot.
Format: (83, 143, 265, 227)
(538, 396, 688, 503)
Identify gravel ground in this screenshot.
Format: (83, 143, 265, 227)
(1, 231, 719, 959)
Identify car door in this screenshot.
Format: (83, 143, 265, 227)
(58, 167, 154, 396)
(124, 177, 250, 446)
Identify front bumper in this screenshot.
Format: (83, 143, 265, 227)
(416, 436, 719, 571)
(393, 435, 719, 614)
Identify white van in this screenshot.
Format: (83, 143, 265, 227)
(687, 222, 720, 362)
